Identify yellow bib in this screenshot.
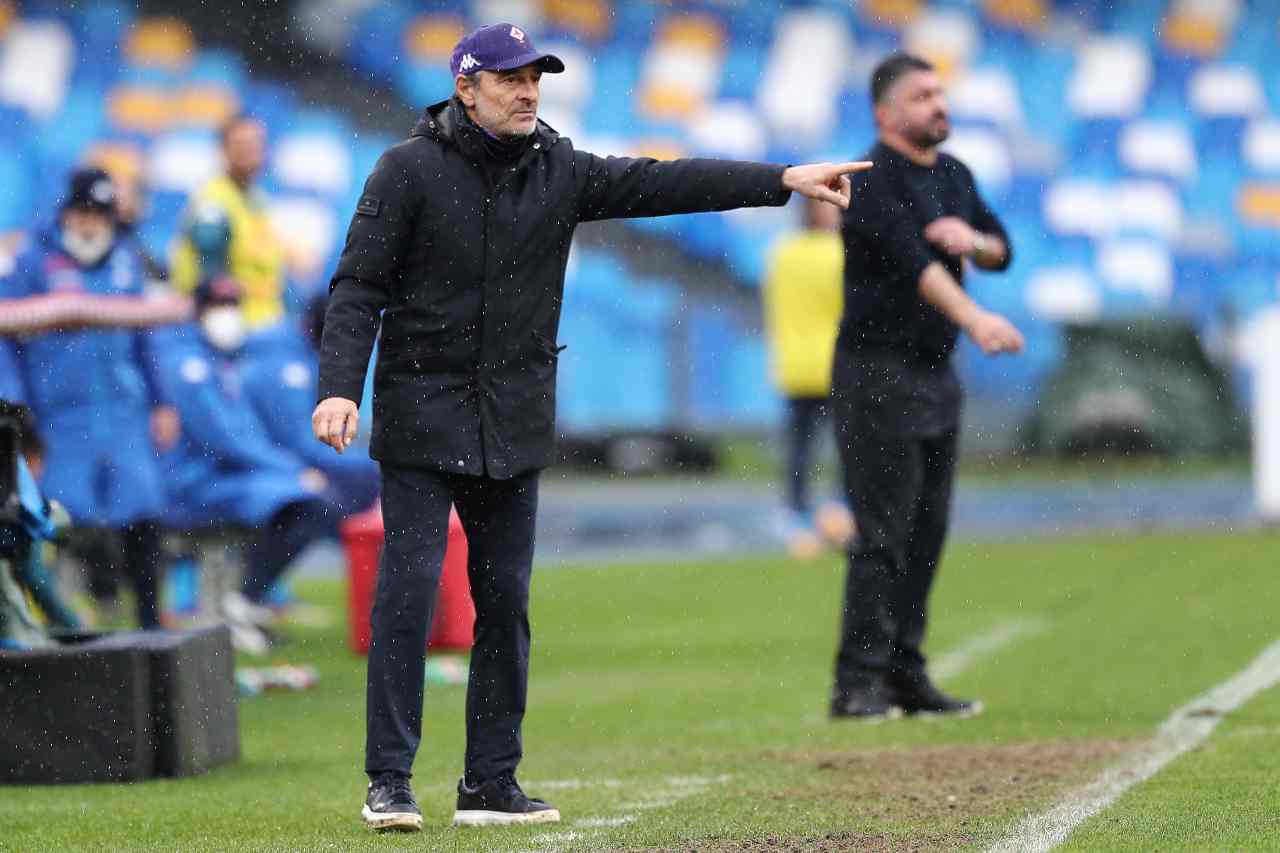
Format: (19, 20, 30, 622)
(170, 176, 287, 329)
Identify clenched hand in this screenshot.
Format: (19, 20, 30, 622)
(781, 161, 874, 210)
(312, 397, 360, 453)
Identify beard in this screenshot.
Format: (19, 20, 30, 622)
(907, 115, 950, 149)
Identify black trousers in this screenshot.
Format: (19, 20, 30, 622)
(832, 419, 957, 689)
(241, 499, 333, 603)
(76, 521, 164, 629)
(783, 396, 831, 516)
(365, 463, 538, 783)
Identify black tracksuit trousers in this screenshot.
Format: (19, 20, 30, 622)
(364, 463, 538, 784)
(832, 418, 957, 689)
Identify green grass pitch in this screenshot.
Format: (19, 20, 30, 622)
(2, 528, 1278, 851)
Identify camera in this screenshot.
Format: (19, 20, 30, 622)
(0, 414, 20, 528)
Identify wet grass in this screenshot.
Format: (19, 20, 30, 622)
(2, 528, 1278, 851)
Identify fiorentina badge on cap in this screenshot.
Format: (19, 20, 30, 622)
(510, 25, 525, 42)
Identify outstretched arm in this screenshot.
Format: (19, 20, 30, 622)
(575, 153, 871, 222)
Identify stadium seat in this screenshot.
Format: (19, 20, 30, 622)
(1243, 120, 1280, 176)
(1026, 266, 1104, 323)
(1097, 238, 1175, 306)
(544, 0, 612, 42)
(402, 13, 465, 64)
(758, 8, 850, 144)
(1067, 37, 1151, 119)
(107, 86, 173, 135)
(146, 130, 220, 193)
(949, 67, 1023, 127)
(1189, 64, 1266, 118)
(689, 101, 768, 161)
(905, 7, 981, 78)
(0, 18, 75, 120)
(272, 132, 352, 196)
(1119, 120, 1197, 182)
(982, 0, 1048, 34)
(123, 17, 194, 71)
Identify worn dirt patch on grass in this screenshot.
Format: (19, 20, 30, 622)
(615, 739, 1134, 852)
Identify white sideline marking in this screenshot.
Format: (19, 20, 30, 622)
(576, 815, 636, 828)
(987, 637, 1280, 853)
(932, 618, 1047, 682)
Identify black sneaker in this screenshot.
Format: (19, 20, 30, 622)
(829, 682, 903, 721)
(361, 772, 423, 832)
(887, 674, 984, 718)
(452, 775, 561, 827)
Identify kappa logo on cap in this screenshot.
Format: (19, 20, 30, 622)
(510, 26, 525, 42)
(90, 179, 115, 205)
(459, 52, 480, 72)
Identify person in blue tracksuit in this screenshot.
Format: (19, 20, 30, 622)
(0, 169, 179, 628)
(156, 276, 332, 649)
(240, 295, 379, 519)
(0, 340, 25, 404)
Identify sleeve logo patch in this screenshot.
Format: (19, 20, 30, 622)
(356, 195, 382, 217)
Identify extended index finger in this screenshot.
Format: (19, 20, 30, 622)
(832, 161, 874, 175)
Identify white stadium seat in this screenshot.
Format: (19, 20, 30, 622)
(537, 42, 595, 108)
(0, 20, 75, 119)
(147, 132, 221, 193)
(1067, 37, 1151, 118)
(273, 133, 353, 196)
(1097, 239, 1174, 304)
(689, 101, 768, 161)
(1026, 267, 1104, 322)
(949, 68, 1024, 127)
(1044, 179, 1182, 240)
(758, 9, 850, 142)
(1189, 64, 1266, 117)
(1243, 120, 1280, 174)
(1119, 120, 1197, 182)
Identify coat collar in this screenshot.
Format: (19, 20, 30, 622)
(410, 98, 560, 151)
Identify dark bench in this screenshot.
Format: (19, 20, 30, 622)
(0, 625, 239, 784)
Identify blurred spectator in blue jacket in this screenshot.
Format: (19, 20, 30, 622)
(240, 295, 379, 519)
(156, 276, 333, 652)
(0, 340, 24, 404)
(0, 168, 178, 629)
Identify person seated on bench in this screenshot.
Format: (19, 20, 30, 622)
(1, 401, 76, 649)
(239, 293, 379, 520)
(154, 277, 333, 653)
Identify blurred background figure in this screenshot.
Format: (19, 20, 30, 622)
(0, 400, 79, 648)
(762, 197, 855, 559)
(0, 168, 177, 629)
(240, 293, 380, 520)
(170, 115, 287, 329)
(155, 276, 336, 653)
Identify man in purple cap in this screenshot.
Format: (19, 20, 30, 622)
(313, 22, 871, 832)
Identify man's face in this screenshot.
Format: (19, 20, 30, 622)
(223, 120, 266, 183)
(879, 69, 950, 149)
(61, 208, 114, 246)
(457, 66, 543, 138)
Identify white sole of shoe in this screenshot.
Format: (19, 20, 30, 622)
(452, 808, 562, 827)
(361, 804, 423, 832)
(908, 700, 986, 720)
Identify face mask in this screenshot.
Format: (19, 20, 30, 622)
(201, 307, 246, 352)
(61, 226, 114, 266)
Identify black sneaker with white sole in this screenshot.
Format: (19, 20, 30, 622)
(453, 775, 561, 827)
(829, 682, 904, 721)
(887, 674, 984, 718)
(361, 772, 423, 832)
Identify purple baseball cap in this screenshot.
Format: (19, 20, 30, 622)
(450, 23, 565, 78)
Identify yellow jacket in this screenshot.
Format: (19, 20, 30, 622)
(762, 230, 844, 398)
(170, 176, 287, 329)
